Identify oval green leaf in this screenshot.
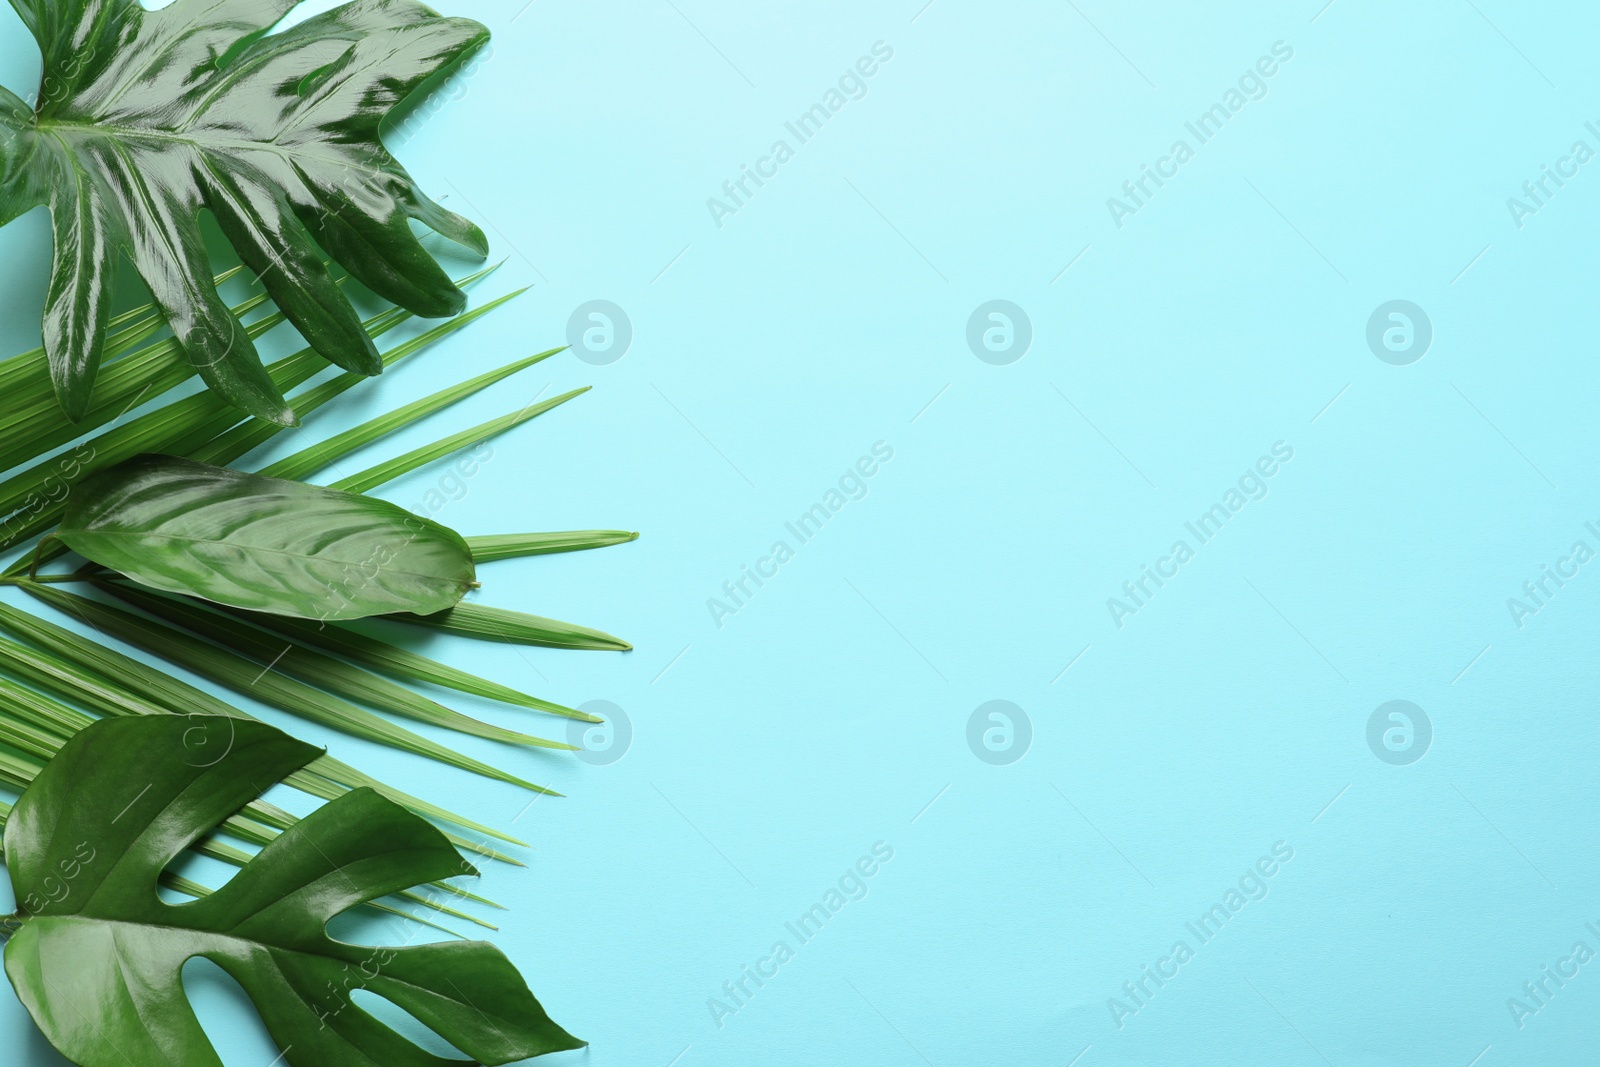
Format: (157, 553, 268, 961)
(57, 454, 477, 620)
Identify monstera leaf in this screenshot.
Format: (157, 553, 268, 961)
(0, 0, 490, 425)
(3, 714, 583, 1066)
(57, 453, 478, 619)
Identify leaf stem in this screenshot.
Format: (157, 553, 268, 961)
(26, 533, 58, 580)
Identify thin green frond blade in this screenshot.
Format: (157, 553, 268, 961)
(0, 699, 491, 929)
(258, 335, 556, 483)
(0, 265, 248, 399)
(218, 609, 601, 723)
(103, 582, 573, 750)
(0, 267, 508, 556)
(0, 294, 281, 477)
(24, 583, 559, 795)
(329, 388, 591, 494)
(0, 315, 388, 552)
(0, 602, 526, 855)
(386, 601, 632, 651)
(296, 753, 526, 860)
(467, 530, 640, 562)
(0, 598, 261, 718)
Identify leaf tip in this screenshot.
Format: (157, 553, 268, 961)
(58, 391, 92, 424)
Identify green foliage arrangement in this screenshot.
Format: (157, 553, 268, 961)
(0, 0, 624, 1062)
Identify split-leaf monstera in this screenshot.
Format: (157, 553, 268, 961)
(3, 714, 583, 1065)
(0, 0, 490, 425)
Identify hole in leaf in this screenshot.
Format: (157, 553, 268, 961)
(349, 988, 471, 1060)
(324, 904, 442, 948)
(180, 956, 280, 1065)
(324, 908, 406, 947)
(158, 842, 242, 905)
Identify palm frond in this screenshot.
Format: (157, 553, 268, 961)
(0, 600, 524, 857)
(23, 583, 562, 796)
(98, 582, 573, 750)
(0, 269, 637, 931)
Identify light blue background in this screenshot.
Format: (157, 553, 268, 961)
(1, 0, 1599, 1064)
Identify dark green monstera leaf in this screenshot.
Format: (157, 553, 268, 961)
(0, 0, 490, 425)
(3, 714, 583, 1065)
(57, 453, 478, 619)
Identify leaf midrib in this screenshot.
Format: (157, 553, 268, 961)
(36, 118, 357, 172)
(80, 528, 472, 589)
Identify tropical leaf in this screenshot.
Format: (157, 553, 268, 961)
(59, 454, 478, 620)
(0, 0, 491, 422)
(3, 715, 583, 1066)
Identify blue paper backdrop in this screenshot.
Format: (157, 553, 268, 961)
(1, 0, 1598, 1064)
